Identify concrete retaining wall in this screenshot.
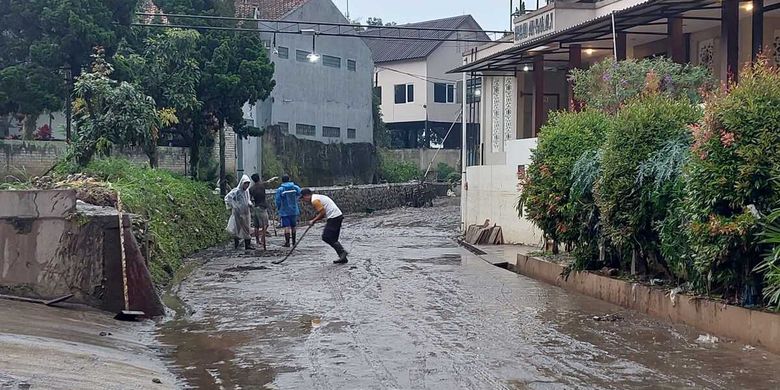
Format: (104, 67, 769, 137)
(0, 190, 162, 316)
(514, 254, 780, 355)
(387, 148, 461, 176)
(0, 140, 192, 179)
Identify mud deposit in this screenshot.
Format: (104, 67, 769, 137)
(158, 200, 780, 389)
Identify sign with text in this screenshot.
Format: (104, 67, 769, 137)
(514, 11, 555, 45)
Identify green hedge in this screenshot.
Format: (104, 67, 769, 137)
(82, 159, 227, 284)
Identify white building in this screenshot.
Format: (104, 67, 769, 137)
(360, 16, 487, 150)
(454, 0, 780, 245)
(238, 0, 375, 177)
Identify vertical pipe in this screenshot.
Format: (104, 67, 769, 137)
(533, 55, 545, 136)
(753, 0, 764, 62)
(721, 0, 739, 84)
(668, 17, 685, 63)
(461, 69, 468, 233)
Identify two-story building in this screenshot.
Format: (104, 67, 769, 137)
(237, 0, 375, 177)
(360, 16, 487, 150)
(453, 0, 780, 244)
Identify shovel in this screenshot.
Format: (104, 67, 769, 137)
(272, 224, 313, 265)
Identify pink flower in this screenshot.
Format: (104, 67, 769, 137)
(720, 131, 736, 147)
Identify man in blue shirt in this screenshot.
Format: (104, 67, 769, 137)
(275, 175, 301, 247)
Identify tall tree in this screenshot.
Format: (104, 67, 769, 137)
(0, 0, 139, 139)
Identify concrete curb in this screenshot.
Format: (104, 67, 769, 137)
(513, 253, 780, 355)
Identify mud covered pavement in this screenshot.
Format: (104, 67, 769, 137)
(159, 199, 780, 389)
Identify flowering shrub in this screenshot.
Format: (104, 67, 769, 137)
(518, 110, 611, 252)
(570, 57, 713, 113)
(673, 59, 780, 301)
(33, 124, 53, 140)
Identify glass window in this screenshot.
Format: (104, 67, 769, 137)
(466, 77, 482, 104)
(323, 126, 341, 137)
(407, 84, 414, 103)
(296, 50, 311, 62)
(347, 59, 357, 71)
(322, 55, 341, 68)
(434, 83, 456, 103)
(395, 84, 415, 104)
(277, 46, 289, 59)
(347, 128, 357, 139)
(295, 123, 316, 136)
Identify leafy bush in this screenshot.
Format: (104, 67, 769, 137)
(519, 110, 611, 250)
(379, 150, 420, 183)
(446, 172, 462, 183)
(82, 158, 227, 284)
(436, 162, 456, 182)
(570, 57, 713, 113)
(677, 60, 780, 299)
(596, 94, 701, 271)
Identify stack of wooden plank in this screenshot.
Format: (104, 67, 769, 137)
(464, 219, 504, 245)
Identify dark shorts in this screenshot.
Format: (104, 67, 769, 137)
(280, 215, 298, 228)
(252, 207, 269, 228)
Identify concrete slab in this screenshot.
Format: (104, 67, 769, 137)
(0, 190, 76, 219)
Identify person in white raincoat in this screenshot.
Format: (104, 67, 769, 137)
(225, 175, 254, 250)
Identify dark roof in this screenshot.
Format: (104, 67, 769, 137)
(359, 15, 486, 63)
(234, 0, 310, 20)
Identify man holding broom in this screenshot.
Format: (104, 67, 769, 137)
(300, 189, 348, 264)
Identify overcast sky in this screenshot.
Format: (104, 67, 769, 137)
(332, 0, 536, 32)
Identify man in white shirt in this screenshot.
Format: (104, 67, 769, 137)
(301, 188, 348, 264)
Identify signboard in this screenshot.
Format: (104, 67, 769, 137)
(514, 11, 555, 45)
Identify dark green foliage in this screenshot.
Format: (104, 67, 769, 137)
(436, 162, 456, 182)
(378, 150, 421, 183)
(81, 158, 226, 284)
(596, 95, 701, 266)
(519, 110, 611, 249)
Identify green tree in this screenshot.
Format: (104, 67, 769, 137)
(147, 1, 276, 192)
(71, 48, 162, 167)
(0, 0, 138, 139)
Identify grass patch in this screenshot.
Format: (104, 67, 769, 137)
(81, 158, 227, 284)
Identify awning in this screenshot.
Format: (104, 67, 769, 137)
(450, 0, 719, 74)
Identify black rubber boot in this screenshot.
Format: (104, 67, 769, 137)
(283, 233, 291, 248)
(332, 242, 348, 264)
(234, 238, 240, 250)
(244, 239, 254, 250)
(292, 231, 297, 246)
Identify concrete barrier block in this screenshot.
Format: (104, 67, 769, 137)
(0, 190, 76, 218)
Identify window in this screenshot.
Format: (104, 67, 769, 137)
(347, 59, 357, 71)
(434, 83, 456, 103)
(296, 123, 316, 136)
(277, 46, 289, 59)
(323, 126, 341, 138)
(373, 86, 382, 105)
(278, 122, 289, 134)
(347, 128, 357, 139)
(466, 77, 482, 104)
(394, 84, 414, 104)
(296, 50, 311, 62)
(322, 55, 341, 68)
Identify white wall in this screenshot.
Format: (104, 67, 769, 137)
(505, 138, 537, 169)
(375, 60, 429, 123)
(463, 164, 542, 246)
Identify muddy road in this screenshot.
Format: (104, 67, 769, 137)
(158, 200, 780, 389)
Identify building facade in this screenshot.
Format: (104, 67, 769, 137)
(238, 0, 375, 177)
(361, 16, 487, 150)
(454, 0, 780, 244)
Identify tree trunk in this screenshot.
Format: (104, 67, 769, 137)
(631, 247, 648, 275)
(22, 114, 37, 140)
(219, 123, 227, 196)
(146, 144, 159, 169)
(190, 123, 200, 179)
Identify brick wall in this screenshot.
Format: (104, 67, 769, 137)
(0, 140, 190, 179)
(212, 127, 237, 178)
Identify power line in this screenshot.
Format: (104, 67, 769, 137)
(376, 66, 461, 85)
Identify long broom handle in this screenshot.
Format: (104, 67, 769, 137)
(117, 192, 129, 312)
(274, 224, 313, 264)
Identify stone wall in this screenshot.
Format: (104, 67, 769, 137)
(262, 126, 378, 186)
(262, 182, 449, 220)
(0, 140, 192, 179)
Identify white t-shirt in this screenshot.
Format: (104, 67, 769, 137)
(312, 194, 343, 219)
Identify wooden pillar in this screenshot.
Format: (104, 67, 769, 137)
(568, 44, 582, 111)
(616, 32, 627, 61)
(533, 55, 545, 136)
(753, 0, 764, 62)
(721, 0, 739, 84)
(668, 17, 685, 63)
